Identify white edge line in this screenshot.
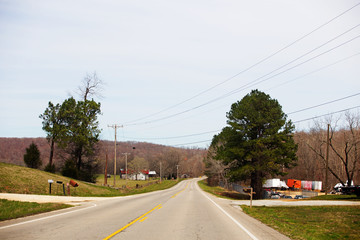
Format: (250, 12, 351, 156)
(0, 203, 97, 230)
(197, 182, 259, 240)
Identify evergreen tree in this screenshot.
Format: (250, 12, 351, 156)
(210, 90, 298, 199)
(24, 142, 42, 169)
(39, 101, 63, 172)
(57, 97, 101, 182)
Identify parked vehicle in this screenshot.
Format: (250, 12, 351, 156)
(294, 195, 310, 199)
(271, 194, 281, 199)
(340, 186, 360, 196)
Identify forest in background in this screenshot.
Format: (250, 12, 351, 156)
(1, 126, 359, 190)
(0, 137, 206, 179)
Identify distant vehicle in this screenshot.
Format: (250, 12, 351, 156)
(294, 195, 310, 199)
(271, 194, 281, 199)
(340, 186, 360, 196)
(283, 195, 293, 199)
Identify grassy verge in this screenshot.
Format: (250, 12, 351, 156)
(242, 205, 360, 240)
(308, 194, 360, 201)
(0, 199, 71, 221)
(0, 162, 181, 197)
(0, 163, 184, 221)
(197, 179, 249, 200)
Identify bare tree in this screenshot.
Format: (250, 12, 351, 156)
(204, 147, 233, 187)
(307, 112, 360, 188)
(128, 156, 149, 180)
(160, 149, 182, 179)
(288, 132, 322, 180)
(77, 72, 104, 101)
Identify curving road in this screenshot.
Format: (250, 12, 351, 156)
(0, 179, 289, 240)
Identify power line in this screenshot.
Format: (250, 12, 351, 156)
(288, 92, 360, 115)
(171, 139, 212, 147)
(121, 93, 360, 146)
(123, 129, 221, 140)
(123, 2, 360, 125)
(171, 106, 360, 147)
(138, 51, 360, 134)
(267, 51, 360, 91)
(124, 33, 360, 127)
(223, 33, 360, 99)
(293, 105, 360, 124)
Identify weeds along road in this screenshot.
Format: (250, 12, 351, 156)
(0, 178, 289, 240)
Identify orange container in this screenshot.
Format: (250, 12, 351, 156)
(69, 179, 79, 187)
(287, 179, 301, 189)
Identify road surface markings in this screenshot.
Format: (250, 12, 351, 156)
(171, 182, 189, 198)
(139, 217, 148, 222)
(0, 203, 97, 230)
(197, 183, 259, 240)
(103, 204, 162, 240)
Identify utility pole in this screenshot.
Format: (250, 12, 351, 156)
(176, 165, 180, 181)
(104, 153, 108, 186)
(159, 161, 162, 183)
(122, 153, 131, 186)
(325, 123, 330, 195)
(108, 124, 123, 187)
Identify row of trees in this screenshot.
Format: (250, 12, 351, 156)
(39, 73, 103, 182)
(205, 89, 360, 199)
(106, 147, 205, 180)
(287, 113, 360, 190)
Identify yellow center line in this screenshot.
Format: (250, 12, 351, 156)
(139, 217, 148, 222)
(103, 182, 190, 240)
(171, 182, 189, 198)
(103, 204, 162, 240)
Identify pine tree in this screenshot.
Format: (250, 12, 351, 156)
(210, 90, 298, 199)
(24, 142, 42, 169)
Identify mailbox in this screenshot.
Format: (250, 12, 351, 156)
(69, 179, 79, 187)
(48, 179, 54, 194)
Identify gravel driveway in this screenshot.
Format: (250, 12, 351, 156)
(231, 199, 360, 207)
(0, 193, 108, 205)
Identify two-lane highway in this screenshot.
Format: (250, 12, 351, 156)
(0, 179, 289, 240)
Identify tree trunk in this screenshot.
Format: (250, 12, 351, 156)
(76, 146, 83, 171)
(49, 139, 54, 166)
(251, 170, 263, 199)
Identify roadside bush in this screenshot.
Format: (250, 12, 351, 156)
(61, 159, 78, 179)
(44, 163, 56, 173)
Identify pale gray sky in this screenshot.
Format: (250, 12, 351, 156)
(1, 0, 360, 148)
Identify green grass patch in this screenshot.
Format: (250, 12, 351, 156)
(0, 163, 184, 221)
(242, 205, 360, 240)
(0, 199, 71, 221)
(309, 194, 360, 201)
(0, 162, 181, 197)
(197, 179, 249, 200)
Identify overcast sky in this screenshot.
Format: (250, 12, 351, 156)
(1, 0, 360, 148)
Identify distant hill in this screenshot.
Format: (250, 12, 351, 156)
(0, 137, 206, 177)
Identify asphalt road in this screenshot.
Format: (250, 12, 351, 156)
(0, 178, 289, 240)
